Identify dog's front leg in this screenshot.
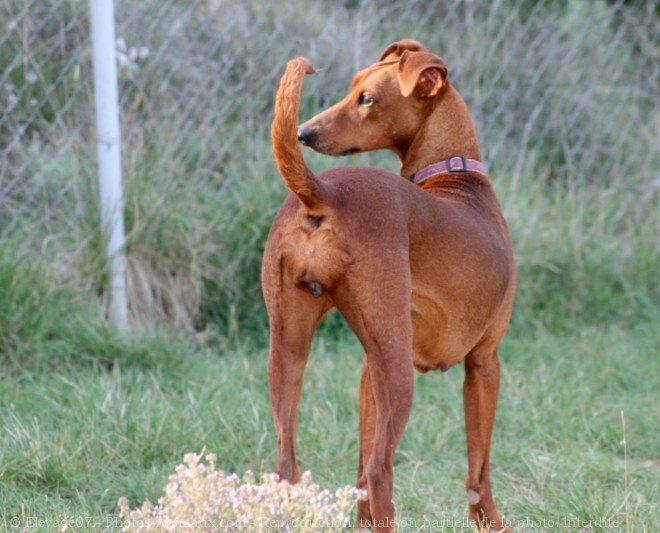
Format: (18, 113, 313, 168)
(463, 342, 510, 533)
(356, 357, 376, 529)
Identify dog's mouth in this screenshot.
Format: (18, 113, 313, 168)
(341, 147, 361, 156)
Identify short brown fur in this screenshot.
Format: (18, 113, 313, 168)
(263, 40, 515, 533)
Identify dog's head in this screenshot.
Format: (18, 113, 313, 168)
(297, 40, 448, 158)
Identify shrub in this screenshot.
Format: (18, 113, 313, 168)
(118, 452, 365, 532)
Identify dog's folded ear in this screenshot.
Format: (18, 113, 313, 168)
(397, 50, 448, 98)
(377, 39, 427, 62)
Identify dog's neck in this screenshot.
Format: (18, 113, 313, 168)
(400, 84, 482, 180)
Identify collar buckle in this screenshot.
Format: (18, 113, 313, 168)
(446, 155, 467, 172)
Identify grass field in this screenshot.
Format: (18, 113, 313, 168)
(1, 319, 659, 531)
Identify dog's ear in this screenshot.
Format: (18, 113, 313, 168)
(397, 50, 448, 98)
(377, 39, 427, 62)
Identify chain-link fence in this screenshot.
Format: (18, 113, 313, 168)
(1, 0, 658, 332)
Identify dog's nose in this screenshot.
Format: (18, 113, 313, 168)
(298, 126, 314, 146)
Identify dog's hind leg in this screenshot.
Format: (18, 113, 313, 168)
(358, 321, 413, 532)
(336, 264, 415, 532)
(266, 274, 330, 484)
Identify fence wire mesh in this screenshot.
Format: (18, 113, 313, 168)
(1, 0, 658, 330)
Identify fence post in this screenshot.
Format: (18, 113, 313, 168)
(89, 0, 128, 331)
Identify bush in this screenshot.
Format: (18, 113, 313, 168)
(118, 452, 365, 532)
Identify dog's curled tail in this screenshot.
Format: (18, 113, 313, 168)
(271, 57, 322, 208)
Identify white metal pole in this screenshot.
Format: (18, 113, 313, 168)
(90, 0, 128, 331)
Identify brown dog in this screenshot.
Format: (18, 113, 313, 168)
(262, 40, 515, 533)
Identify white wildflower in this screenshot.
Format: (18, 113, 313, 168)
(119, 452, 362, 532)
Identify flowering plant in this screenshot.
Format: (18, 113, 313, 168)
(118, 452, 365, 532)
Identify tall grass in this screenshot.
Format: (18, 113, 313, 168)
(1, 0, 658, 338)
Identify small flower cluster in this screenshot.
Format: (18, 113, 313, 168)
(116, 37, 149, 77)
(118, 452, 365, 532)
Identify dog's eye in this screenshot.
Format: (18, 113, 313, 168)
(358, 93, 375, 107)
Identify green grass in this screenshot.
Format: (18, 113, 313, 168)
(1, 322, 658, 531)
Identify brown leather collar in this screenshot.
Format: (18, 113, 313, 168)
(410, 156, 487, 186)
